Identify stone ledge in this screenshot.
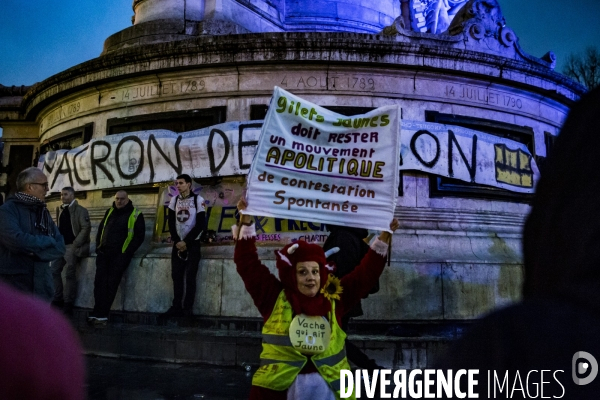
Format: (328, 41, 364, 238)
(21, 32, 584, 117)
(71, 250, 521, 321)
(103, 18, 252, 54)
(73, 310, 455, 368)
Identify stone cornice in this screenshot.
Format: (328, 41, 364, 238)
(0, 84, 34, 97)
(395, 206, 526, 234)
(21, 32, 586, 118)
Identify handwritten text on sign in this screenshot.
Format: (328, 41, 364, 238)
(400, 121, 539, 193)
(244, 87, 400, 233)
(39, 118, 538, 198)
(40, 121, 262, 193)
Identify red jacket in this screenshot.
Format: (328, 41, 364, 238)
(233, 236, 387, 400)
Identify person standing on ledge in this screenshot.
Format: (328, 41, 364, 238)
(89, 190, 145, 325)
(162, 174, 206, 317)
(51, 186, 91, 315)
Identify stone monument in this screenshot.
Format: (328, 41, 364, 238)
(0, 0, 586, 368)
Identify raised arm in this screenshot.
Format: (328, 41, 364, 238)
(338, 218, 399, 315)
(233, 198, 282, 319)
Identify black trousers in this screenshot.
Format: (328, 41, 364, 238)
(92, 252, 132, 318)
(171, 244, 201, 310)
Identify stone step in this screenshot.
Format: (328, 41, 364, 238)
(71, 309, 458, 370)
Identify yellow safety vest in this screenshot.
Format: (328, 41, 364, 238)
(252, 291, 354, 400)
(99, 207, 141, 253)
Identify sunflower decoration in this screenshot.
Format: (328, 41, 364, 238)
(320, 274, 343, 301)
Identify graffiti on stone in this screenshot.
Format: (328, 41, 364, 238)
(40, 121, 263, 193)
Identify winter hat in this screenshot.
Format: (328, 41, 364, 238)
(275, 240, 338, 315)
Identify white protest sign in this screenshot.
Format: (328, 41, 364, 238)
(399, 120, 539, 193)
(40, 121, 263, 192)
(244, 87, 400, 232)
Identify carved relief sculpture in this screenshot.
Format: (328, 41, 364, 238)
(447, 0, 505, 38)
(383, 0, 556, 70)
(446, 0, 521, 55)
(411, 0, 467, 34)
(425, 0, 468, 34)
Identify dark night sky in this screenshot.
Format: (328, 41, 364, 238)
(0, 0, 599, 86)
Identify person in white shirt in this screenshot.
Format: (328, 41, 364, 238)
(163, 174, 206, 317)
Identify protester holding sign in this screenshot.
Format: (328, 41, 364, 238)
(244, 87, 400, 233)
(233, 198, 398, 400)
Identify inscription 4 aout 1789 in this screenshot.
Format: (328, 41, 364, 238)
(280, 75, 376, 91)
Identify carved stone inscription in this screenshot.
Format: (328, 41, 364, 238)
(110, 79, 206, 103)
(279, 74, 378, 92)
(443, 84, 526, 110)
(41, 76, 226, 134)
(43, 101, 83, 128)
(41, 95, 97, 133)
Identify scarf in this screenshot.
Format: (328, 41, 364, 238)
(15, 192, 55, 237)
(286, 289, 331, 317)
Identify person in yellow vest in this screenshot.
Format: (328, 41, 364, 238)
(88, 190, 145, 325)
(233, 198, 399, 400)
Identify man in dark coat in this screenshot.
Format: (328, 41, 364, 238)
(437, 87, 600, 398)
(0, 167, 65, 301)
(88, 190, 145, 324)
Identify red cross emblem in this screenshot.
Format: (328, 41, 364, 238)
(177, 209, 190, 222)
